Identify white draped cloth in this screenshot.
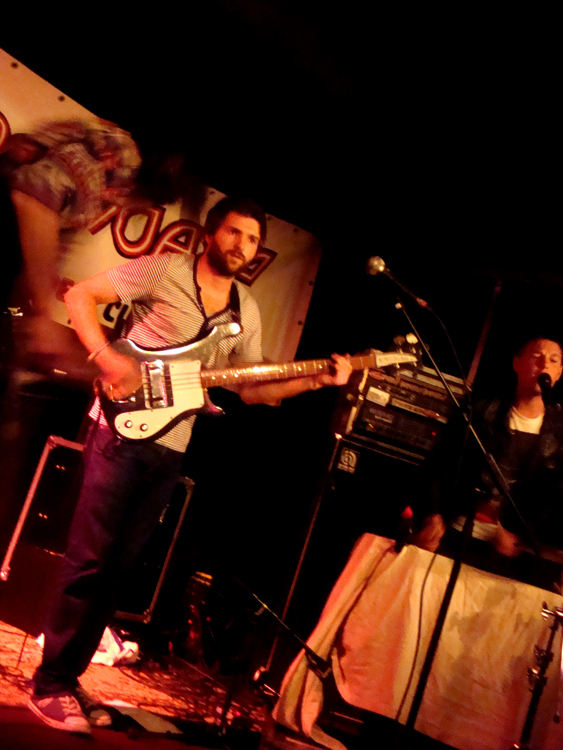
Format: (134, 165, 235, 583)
(273, 534, 563, 750)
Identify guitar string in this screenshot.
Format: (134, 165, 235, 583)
(143, 354, 375, 389)
(156, 364, 334, 389)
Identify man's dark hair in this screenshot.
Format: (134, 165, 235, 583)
(513, 332, 563, 358)
(204, 195, 267, 243)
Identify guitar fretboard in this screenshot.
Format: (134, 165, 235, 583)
(201, 352, 377, 388)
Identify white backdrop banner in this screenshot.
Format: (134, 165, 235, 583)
(0, 48, 321, 363)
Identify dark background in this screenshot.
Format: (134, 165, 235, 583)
(1, 3, 560, 361)
(0, 3, 560, 680)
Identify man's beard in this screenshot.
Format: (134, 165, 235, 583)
(206, 242, 248, 277)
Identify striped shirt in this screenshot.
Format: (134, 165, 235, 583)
(90, 252, 263, 452)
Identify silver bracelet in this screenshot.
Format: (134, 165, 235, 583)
(87, 340, 112, 363)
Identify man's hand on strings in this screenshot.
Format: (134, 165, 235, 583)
(97, 350, 142, 401)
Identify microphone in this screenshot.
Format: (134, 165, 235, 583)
(366, 256, 387, 275)
(366, 256, 429, 309)
(538, 372, 552, 402)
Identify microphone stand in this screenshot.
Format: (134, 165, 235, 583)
(234, 577, 332, 683)
(392, 297, 541, 748)
(511, 603, 563, 750)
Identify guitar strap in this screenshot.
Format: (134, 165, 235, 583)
(193, 255, 243, 341)
(226, 282, 242, 327)
(197, 279, 243, 340)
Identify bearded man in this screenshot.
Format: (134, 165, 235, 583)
(28, 194, 352, 733)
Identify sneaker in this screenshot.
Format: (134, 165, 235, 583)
(74, 685, 112, 727)
(28, 692, 90, 733)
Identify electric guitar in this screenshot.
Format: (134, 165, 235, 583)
(97, 322, 417, 442)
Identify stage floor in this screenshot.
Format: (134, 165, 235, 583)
(0, 622, 457, 750)
(0, 619, 268, 749)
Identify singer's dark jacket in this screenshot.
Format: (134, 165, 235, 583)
(416, 396, 563, 552)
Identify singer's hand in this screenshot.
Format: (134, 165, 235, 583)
(493, 525, 523, 558)
(412, 513, 446, 552)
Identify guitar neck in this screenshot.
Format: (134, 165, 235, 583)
(201, 352, 376, 389)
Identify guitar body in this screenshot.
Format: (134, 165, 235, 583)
(98, 322, 241, 442)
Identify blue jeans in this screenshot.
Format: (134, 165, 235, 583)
(33, 422, 184, 694)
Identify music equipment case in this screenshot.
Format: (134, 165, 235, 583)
(340, 363, 465, 464)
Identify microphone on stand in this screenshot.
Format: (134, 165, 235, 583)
(366, 256, 430, 310)
(538, 372, 552, 403)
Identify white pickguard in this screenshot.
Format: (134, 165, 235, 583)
(113, 360, 205, 440)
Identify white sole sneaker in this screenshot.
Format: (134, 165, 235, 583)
(28, 693, 91, 734)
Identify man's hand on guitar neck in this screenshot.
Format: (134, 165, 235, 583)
(312, 353, 354, 389)
(237, 352, 353, 405)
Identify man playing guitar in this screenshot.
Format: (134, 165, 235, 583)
(28, 194, 353, 733)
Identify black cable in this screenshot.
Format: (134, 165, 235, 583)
(394, 551, 438, 722)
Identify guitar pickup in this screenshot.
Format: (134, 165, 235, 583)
(142, 360, 173, 409)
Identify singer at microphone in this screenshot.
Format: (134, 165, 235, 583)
(408, 336, 563, 581)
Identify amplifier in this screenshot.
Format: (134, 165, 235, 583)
(343, 365, 465, 462)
